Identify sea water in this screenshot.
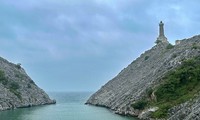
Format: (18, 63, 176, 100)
(0, 92, 137, 120)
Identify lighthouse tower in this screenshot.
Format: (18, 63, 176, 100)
(156, 21, 168, 44)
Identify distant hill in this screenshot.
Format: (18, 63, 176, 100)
(86, 35, 200, 120)
(0, 57, 55, 111)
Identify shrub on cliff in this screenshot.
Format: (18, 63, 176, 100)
(131, 99, 148, 110)
(166, 44, 174, 49)
(0, 70, 8, 85)
(16, 63, 21, 69)
(152, 57, 200, 118)
(10, 82, 20, 90)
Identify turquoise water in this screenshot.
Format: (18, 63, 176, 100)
(0, 92, 137, 120)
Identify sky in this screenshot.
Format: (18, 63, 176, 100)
(0, 0, 200, 92)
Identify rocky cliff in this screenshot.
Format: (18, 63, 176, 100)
(0, 57, 55, 111)
(86, 35, 200, 120)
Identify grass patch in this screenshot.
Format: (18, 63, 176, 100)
(151, 103, 172, 118)
(131, 57, 200, 118)
(151, 57, 200, 118)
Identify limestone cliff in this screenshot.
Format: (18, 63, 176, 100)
(86, 35, 200, 120)
(0, 57, 56, 111)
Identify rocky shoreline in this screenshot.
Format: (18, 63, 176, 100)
(0, 56, 56, 111)
(86, 35, 200, 120)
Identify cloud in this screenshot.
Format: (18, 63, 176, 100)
(0, 0, 200, 91)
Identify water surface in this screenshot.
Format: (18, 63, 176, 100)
(0, 92, 137, 120)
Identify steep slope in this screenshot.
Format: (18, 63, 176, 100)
(86, 35, 200, 119)
(0, 57, 55, 111)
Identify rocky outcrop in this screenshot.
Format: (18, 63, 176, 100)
(86, 35, 200, 119)
(0, 57, 56, 111)
(168, 95, 200, 120)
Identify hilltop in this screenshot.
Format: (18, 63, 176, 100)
(0, 57, 55, 110)
(86, 22, 200, 119)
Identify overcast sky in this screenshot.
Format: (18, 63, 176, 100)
(0, 0, 200, 92)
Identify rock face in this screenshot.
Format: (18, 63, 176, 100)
(86, 35, 200, 119)
(0, 57, 56, 111)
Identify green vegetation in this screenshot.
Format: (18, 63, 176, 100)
(151, 103, 172, 118)
(10, 82, 20, 90)
(151, 57, 200, 118)
(146, 88, 153, 98)
(156, 57, 200, 102)
(9, 82, 22, 100)
(0, 70, 8, 85)
(166, 44, 174, 49)
(0, 70, 22, 100)
(9, 89, 22, 100)
(192, 43, 200, 49)
(144, 56, 150, 61)
(131, 99, 148, 110)
(27, 83, 32, 88)
(172, 54, 177, 58)
(131, 57, 200, 118)
(29, 80, 36, 85)
(15, 72, 25, 79)
(16, 63, 21, 69)
(155, 40, 162, 44)
(0, 70, 6, 81)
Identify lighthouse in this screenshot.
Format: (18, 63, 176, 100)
(156, 21, 168, 44)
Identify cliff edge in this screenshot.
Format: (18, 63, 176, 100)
(86, 35, 200, 120)
(0, 57, 56, 111)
